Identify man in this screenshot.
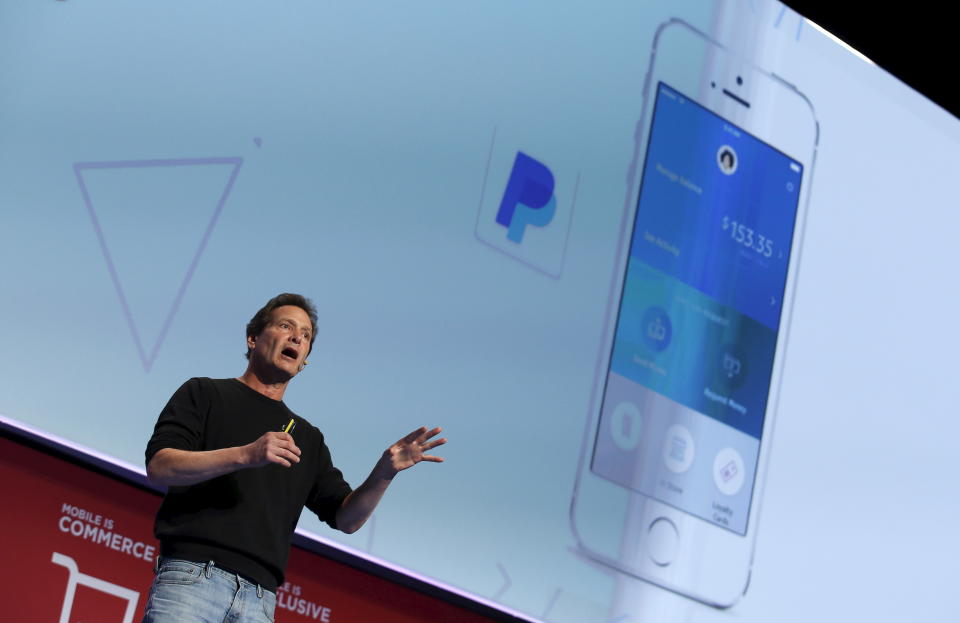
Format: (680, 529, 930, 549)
(141, 293, 445, 623)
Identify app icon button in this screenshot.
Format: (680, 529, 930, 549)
(662, 424, 694, 473)
(713, 447, 745, 496)
(641, 306, 672, 353)
(716, 343, 748, 390)
(609, 401, 643, 452)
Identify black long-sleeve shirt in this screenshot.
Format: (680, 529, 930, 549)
(146, 377, 352, 590)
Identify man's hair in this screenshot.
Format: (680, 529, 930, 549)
(245, 293, 318, 360)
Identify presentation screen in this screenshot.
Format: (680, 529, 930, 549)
(1, 1, 956, 621)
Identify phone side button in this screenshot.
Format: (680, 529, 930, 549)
(646, 517, 679, 567)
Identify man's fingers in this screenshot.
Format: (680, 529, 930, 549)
(402, 426, 428, 444)
(420, 454, 444, 463)
(400, 426, 443, 446)
(265, 442, 300, 465)
(270, 434, 301, 456)
(267, 450, 292, 467)
(270, 450, 298, 466)
(415, 426, 443, 443)
(422, 438, 447, 450)
(274, 432, 302, 455)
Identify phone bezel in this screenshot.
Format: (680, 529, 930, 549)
(569, 18, 819, 608)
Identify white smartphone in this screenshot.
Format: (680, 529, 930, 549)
(570, 19, 817, 608)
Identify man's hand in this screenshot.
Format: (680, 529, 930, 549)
(380, 426, 446, 477)
(244, 431, 301, 468)
(336, 426, 447, 533)
(147, 431, 302, 487)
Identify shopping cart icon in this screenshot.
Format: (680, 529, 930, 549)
(51, 552, 140, 623)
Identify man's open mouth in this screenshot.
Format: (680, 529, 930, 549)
(281, 348, 298, 361)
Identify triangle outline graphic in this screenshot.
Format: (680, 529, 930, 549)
(74, 157, 244, 372)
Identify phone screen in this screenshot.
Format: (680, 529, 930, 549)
(591, 82, 804, 535)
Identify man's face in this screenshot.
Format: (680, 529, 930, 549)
(247, 305, 314, 378)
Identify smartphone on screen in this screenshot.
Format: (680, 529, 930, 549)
(570, 19, 817, 607)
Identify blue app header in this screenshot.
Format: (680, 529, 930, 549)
(632, 83, 802, 330)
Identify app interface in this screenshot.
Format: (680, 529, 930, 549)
(592, 83, 803, 535)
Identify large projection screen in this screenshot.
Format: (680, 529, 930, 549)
(1, 1, 957, 621)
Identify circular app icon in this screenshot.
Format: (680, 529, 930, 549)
(717, 145, 738, 175)
(610, 401, 643, 452)
(661, 424, 694, 474)
(713, 447, 745, 496)
(716, 343, 748, 390)
(641, 306, 672, 353)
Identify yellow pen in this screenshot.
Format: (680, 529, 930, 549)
(282, 418, 296, 434)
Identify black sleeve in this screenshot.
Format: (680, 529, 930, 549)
(145, 378, 211, 466)
(305, 427, 353, 529)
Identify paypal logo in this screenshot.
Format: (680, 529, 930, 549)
(495, 152, 556, 243)
(475, 130, 576, 278)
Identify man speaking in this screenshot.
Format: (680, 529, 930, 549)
(141, 293, 445, 623)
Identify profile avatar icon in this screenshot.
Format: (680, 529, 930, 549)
(717, 145, 738, 175)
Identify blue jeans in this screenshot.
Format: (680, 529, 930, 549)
(141, 559, 276, 623)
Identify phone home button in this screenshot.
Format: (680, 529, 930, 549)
(646, 517, 679, 566)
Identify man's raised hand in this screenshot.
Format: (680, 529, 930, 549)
(382, 426, 446, 476)
(335, 426, 447, 533)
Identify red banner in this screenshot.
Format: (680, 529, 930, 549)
(0, 436, 502, 623)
